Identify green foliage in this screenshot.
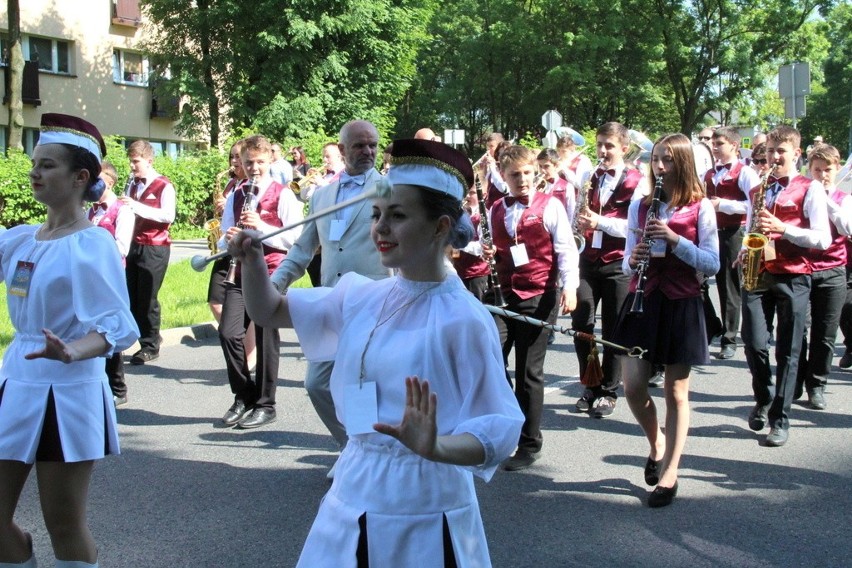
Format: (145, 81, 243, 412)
(0, 149, 44, 227)
(152, 150, 228, 235)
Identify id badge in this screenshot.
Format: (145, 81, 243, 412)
(591, 230, 603, 249)
(763, 240, 776, 261)
(329, 219, 346, 242)
(344, 381, 379, 435)
(9, 261, 35, 297)
(510, 243, 530, 266)
(650, 238, 667, 258)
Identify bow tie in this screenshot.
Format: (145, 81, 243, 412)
(339, 172, 366, 186)
(596, 168, 617, 178)
(93, 202, 108, 211)
(769, 176, 789, 188)
(134, 177, 146, 186)
(715, 163, 732, 172)
(505, 194, 530, 207)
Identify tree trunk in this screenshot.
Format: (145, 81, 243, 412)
(7, 0, 24, 151)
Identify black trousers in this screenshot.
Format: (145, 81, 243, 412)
(716, 226, 744, 347)
(742, 273, 811, 430)
(838, 265, 852, 351)
(125, 243, 170, 353)
(219, 283, 280, 409)
(493, 289, 558, 454)
(106, 352, 126, 398)
(461, 275, 489, 302)
(797, 267, 845, 391)
(571, 258, 630, 398)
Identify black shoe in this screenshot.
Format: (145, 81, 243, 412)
(717, 345, 736, 360)
(130, 350, 159, 365)
(221, 400, 249, 426)
(807, 387, 826, 410)
(648, 371, 665, 388)
(113, 395, 128, 407)
(502, 450, 540, 472)
(592, 396, 616, 418)
(748, 404, 769, 431)
(237, 407, 277, 429)
(839, 351, 852, 369)
(793, 380, 804, 401)
(644, 456, 663, 486)
(575, 390, 595, 413)
(648, 481, 678, 508)
(765, 426, 789, 447)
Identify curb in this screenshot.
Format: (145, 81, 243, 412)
(126, 321, 219, 354)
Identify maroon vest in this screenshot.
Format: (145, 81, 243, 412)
(542, 178, 569, 212)
(491, 193, 559, 300)
(704, 162, 748, 229)
(452, 213, 491, 280)
(582, 168, 642, 264)
(630, 200, 703, 299)
(809, 189, 847, 272)
(233, 181, 287, 275)
(132, 176, 172, 246)
(757, 175, 812, 275)
(88, 200, 125, 240)
(485, 178, 505, 210)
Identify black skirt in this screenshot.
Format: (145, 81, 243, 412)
(614, 288, 709, 366)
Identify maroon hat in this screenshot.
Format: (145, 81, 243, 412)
(38, 113, 107, 161)
(388, 139, 474, 200)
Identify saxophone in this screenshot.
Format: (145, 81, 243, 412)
(572, 176, 591, 253)
(204, 168, 231, 253)
(629, 175, 664, 314)
(741, 167, 775, 292)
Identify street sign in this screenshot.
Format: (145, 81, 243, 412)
(542, 131, 558, 149)
(784, 96, 807, 119)
(779, 63, 810, 98)
(541, 110, 562, 132)
(443, 129, 465, 146)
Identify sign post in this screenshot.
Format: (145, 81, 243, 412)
(779, 63, 810, 128)
(541, 110, 562, 149)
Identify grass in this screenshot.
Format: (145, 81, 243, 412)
(0, 260, 312, 356)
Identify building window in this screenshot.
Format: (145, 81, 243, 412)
(24, 35, 71, 74)
(112, 49, 149, 86)
(113, 0, 142, 27)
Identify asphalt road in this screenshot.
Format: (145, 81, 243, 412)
(12, 244, 852, 566)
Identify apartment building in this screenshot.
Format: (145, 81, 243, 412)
(1, 0, 195, 156)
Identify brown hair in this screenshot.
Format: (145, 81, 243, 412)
(240, 134, 273, 157)
(498, 145, 537, 171)
(596, 122, 629, 147)
(713, 127, 740, 145)
(127, 139, 154, 159)
(100, 160, 118, 187)
(768, 125, 801, 150)
(647, 133, 704, 208)
(807, 143, 840, 166)
(537, 148, 560, 164)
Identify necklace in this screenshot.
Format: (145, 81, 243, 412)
(37, 216, 85, 240)
(358, 280, 441, 385)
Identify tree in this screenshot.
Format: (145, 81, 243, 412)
(6, 0, 24, 151)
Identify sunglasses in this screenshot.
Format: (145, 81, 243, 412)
(752, 159, 768, 165)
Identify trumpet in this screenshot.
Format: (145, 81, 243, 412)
(223, 178, 259, 286)
(289, 167, 326, 195)
(191, 178, 393, 272)
(630, 175, 664, 314)
(472, 152, 490, 169)
(741, 167, 775, 292)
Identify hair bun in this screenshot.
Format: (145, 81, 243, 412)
(84, 178, 107, 202)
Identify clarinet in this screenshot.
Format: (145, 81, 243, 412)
(474, 171, 507, 308)
(629, 175, 664, 314)
(223, 178, 259, 286)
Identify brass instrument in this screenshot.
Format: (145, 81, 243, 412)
(534, 173, 547, 192)
(204, 168, 232, 254)
(474, 170, 507, 308)
(288, 167, 326, 195)
(472, 152, 490, 168)
(630, 175, 664, 314)
(741, 167, 775, 292)
(223, 178, 259, 286)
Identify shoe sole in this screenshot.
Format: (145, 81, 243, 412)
(237, 417, 277, 429)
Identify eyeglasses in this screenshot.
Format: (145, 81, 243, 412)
(698, 136, 712, 141)
(752, 159, 767, 165)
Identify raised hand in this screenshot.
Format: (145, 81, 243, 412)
(373, 376, 438, 460)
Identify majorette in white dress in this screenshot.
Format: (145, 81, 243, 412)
(289, 272, 524, 568)
(0, 225, 139, 463)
